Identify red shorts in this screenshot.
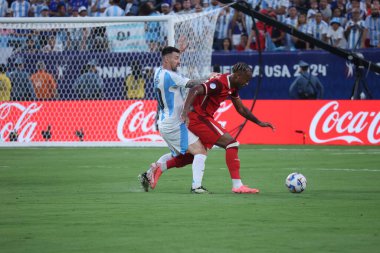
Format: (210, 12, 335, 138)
(188, 112, 228, 149)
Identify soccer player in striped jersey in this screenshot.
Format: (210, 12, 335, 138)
(139, 46, 215, 194)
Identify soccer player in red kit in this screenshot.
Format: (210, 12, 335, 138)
(181, 62, 275, 194)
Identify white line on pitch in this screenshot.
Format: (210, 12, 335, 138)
(282, 167, 380, 172)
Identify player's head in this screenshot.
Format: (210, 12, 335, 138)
(231, 62, 253, 89)
(161, 46, 181, 72)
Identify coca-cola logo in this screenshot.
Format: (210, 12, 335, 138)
(117, 101, 163, 142)
(0, 103, 42, 142)
(310, 101, 380, 144)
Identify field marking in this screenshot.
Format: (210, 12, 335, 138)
(317, 168, 380, 172)
(0, 165, 9, 168)
(330, 152, 380, 155)
(282, 167, 380, 172)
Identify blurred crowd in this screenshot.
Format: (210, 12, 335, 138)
(0, 0, 379, 52)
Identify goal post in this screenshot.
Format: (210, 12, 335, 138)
(0, 10, 221, 147)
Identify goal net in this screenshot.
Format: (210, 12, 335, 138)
(0, 11, 220, 146)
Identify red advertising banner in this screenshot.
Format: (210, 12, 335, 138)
(0, 100, 379, 145)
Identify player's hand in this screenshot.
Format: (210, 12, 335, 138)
(178, 35, 188, 53)
(259, 122, 276, 132)
(181, 110, 190, 126)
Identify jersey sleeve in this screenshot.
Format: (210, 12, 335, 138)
(167, 71, 190, 88)
(202, 79, 223, 95)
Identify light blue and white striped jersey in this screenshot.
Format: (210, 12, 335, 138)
(0, 0, 8, 17)
(365, 16, 380, 47)
(345, 20, 366, 49)
(267, 0, 289, 23)
(90, 0, 109, 17)
(307, 20, 328, 40)
(154, 67, 190, 128)
(11, 0, 30, 17)
(32, 4, 46, 17)
(285, 17, 298, 49)
(216, 9, 234, 40)
(104, 5, 125, 17)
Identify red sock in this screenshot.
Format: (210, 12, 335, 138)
(166, 153, 194, 169)
(226, 147, 240, 179)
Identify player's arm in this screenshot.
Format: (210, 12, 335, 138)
(231, 96, 275, 131)
(185, 72, 220, 88)
(185, 79, 208, 88)
(181, 84, 205, 124)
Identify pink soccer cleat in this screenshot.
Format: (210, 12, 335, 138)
(149, 163, 162, 189)
(232, 185, 260, 194)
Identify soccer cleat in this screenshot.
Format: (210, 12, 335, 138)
(149, 163, 162, 189)
(232, 185, 260, 194)
(191, 186, 211, 194)
(138, 172, 150, 192)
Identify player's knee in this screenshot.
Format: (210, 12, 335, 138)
(188, 140, 207, 155)
(225, 140, 239, 149)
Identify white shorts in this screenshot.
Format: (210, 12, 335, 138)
(159, 122, 199, 156)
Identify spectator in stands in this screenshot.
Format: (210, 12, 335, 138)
(294, 13, 309, 49)
(194, 3, 202, 13)
(56, 2, 68, 17)
(30, 61, 57, 100)
(178, 0, 193, 14)
(0, 0, 8, 17)
(307, 0, 319, 22)
(9, 58, 36, 101)
(289, 60, 324, 99)
(69, 0, 88, 16)
(125, 60, 145, 99)
(202, 0, 210, 8)
(268, 0, 290, 23)
(160, 1, 173, 15)
(104, 0, 125, 16)
(345, 8, 367, 49)
(42, 35, 59, 52)
(327, 17, 347, 48)
(213, 6, 233, 50)
(40, 5, 50, 17)
(220, 37, 233, 52)
(139, 1, 163, 52)
(284, 6, 298, 50)
(11, 0, 31, 17)
(332, 7, 347, 28)
(365, 5, 380, 48)
(229, 11, 247, 48)
(48, 0, 65, 16)
(30, 0, 46, 17)
(307, 12, 329, 48)
(346, 0, 366, 21)
(125, 0, 139, 16)
(74, 60, 104, 100)
(235, 32, 249, 51)
(91, 0, 109, 16)
(0, 64, 11, 101)
(319, 0, 332, 23)
(172, 1, 182, 13)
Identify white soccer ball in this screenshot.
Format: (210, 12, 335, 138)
(285, 172, 307, 193)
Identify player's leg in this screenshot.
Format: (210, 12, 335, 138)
(189, 113, 258, 194)
(187, 137, 209, 193)
(216, 134, 259, 194)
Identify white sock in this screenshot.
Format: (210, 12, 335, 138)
(232, 179, 243, 189)
(156, 153, 172, 172)
(192, 154, 207, 189)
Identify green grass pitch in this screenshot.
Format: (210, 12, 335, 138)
(1, 145, 380, 253)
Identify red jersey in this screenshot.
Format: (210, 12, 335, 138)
(192, 73, 239, 118)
